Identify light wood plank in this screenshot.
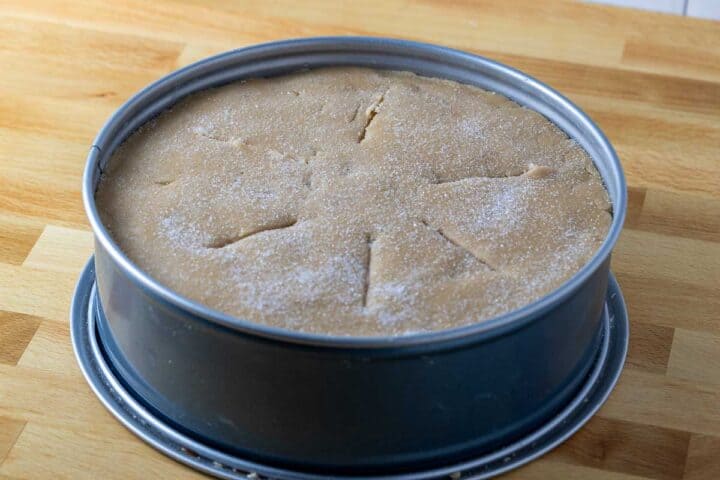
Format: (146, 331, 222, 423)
(0, 422, 204, 480)
(23, 226, 94, 273)
(0, 214, 43, 266)
(16, 321, 79, 378)
(613, 229, 720, 291)
(626, 322, 674, 374)
(0, 364, 111, 429)
(617, 272, 720, 334)
(505, 458, 653, 479)
(0, 15, 183, 99)
(637, 189, 720, 243)
(0, 417, 25, 465)
(0, 312, 41, 366)
(684, 434, 720, 480)
(601, 369, 720, 437)
(668, 329, 720, 387)
(0, 264, 80, 322)
(549, 415, 690, 480)
(622, 35, 720, 83)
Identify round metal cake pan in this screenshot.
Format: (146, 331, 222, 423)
(82, 37, 627, 474)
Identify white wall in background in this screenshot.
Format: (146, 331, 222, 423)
(584, 0, 684, 14)
(584, 0, 720, 19)
(687, 0, 720, 19)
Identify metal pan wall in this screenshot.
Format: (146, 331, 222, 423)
(83, 37, 627, 474)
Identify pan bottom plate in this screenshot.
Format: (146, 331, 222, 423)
(71, 257, 628, 480)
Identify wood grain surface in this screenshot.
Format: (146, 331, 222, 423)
(0, 1, 719, 478)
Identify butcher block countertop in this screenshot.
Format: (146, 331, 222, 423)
(1, 1, 719, 478)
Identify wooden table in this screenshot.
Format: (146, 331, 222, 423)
(1, 1, 719, 478)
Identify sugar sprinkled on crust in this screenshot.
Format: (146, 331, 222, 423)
(96, 67, 611, 336)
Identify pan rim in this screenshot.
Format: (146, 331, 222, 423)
(82, 36, 626, 348)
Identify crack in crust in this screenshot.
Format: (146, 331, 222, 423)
(303, 170, 313, 189)
(153, 179, 175, 186)
(434, 164, 556, 185)
(362, 233, 374, 308)
(434, 172, 523, 185)
(420, 219, 496, 272)
(194, 131, 235, 143)
(205, 219, 298, 249)
(434, 163, 555, 185)
(358, 91, 387, 143)
(348, 103, 360, 123)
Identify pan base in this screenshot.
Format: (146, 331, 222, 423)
(71, 257, 628, 480)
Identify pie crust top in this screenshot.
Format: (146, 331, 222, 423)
(96, 68, 611, 336)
